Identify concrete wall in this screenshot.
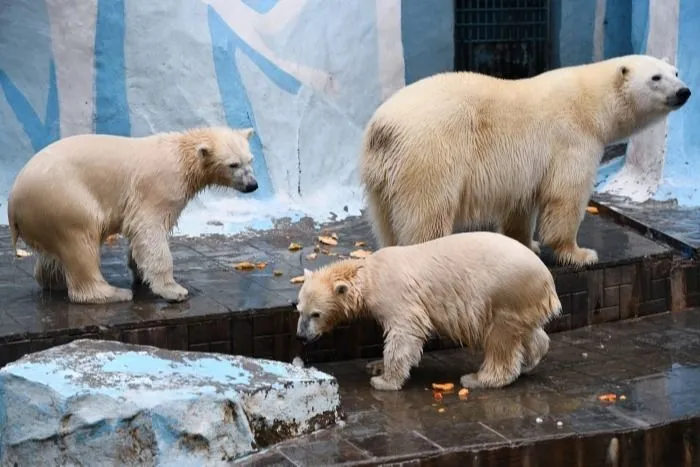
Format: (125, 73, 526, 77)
(0, 0, 453, 235)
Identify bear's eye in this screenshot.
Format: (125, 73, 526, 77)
(229, 163, 240, 169)
(651, 75, 662, 82)
(310, 312, 321, 319)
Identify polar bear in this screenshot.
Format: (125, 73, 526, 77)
(360, 55, 691, 266)
(8, 126, 258, 304)
(295, 231, 561, 391)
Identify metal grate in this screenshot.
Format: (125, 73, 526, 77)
(454, 0, 550, 79)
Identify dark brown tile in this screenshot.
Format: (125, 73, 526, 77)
(279, 438, 370, 465)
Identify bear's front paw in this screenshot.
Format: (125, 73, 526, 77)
(153, 282, 189, 302)
(370, 375, 402, 391)
(557, 247, 598, 267)
(459, 373, 484, 389)
(365, 359, 384, 376)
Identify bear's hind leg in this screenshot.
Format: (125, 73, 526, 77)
(366, 188, 396, 247)
(127, 247, 144, 285)
(58, 237, 133, 304)
(392, 191, 456, 246)
(128, 225, 188, 302)
(521, 327, 550, 374)
(538, 197, 597, 266)
(502, 208, 540, 254)
(34, 253, 67, 291)
(370, 329, 424, 391)
(460, 320, 524, 389)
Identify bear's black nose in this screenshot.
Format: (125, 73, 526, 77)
(676, 87, 691, 104)
(242, 181, 258, 193)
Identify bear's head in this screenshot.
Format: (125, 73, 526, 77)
(194, 126, 258, 194)
(619, 55, 691, 120)
(294, 262, 365, 344)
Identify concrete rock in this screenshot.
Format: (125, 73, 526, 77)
(0, 339, 342, 466)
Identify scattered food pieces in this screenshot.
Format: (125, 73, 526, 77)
(581, 352, 588, 358)
(438, 407, 446, 413)
(105, 234, 120, 245)
(620, 395, 627, 401)
(350, 249, 372, 259)
(15, 248, 31, 258)
(306, 253, 318, 261)
(331, 232, 338, 240)
(354, 241, 368, 247)
(433, 392, 443, 402)
(292, 356, 305, 368)
(458, 388, 469, 400)
(288, 242, 303, 251)
(586, 206, 599, 215)
(273, 270, 283, 276)
(234, 261, 256, 270)
(290, 275, 305, 284)
(598, 393, 617, 403)
(536, 417, 544, 424)
(556, 421, 563, 428)
(255, 261, 268, 269)
(431, 382, 454, 392)
(318, 235, 338, 246)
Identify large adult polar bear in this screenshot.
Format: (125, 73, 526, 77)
(8, 127, 258, 304)
(360, 55, 691, 266)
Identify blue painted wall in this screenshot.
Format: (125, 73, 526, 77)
(0, 0, 454, 234)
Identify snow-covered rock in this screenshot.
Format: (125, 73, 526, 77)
(0, 339, 341, 466)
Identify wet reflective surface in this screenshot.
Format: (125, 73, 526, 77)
(0, 212, 670, 342)
(242, 310, 700, 466)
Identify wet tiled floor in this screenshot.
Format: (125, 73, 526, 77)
(593, 192, 700, 257)
(0, 212, 671, 342)
(240, 309, 700, 466)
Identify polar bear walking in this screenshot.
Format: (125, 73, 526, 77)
(360, 55, 691, 266)
(8, 127, 258, 304)
(295, 231, 561, 391)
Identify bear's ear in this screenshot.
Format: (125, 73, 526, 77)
(662, 56, 670, 64)
(303, 268, 313, 279)
(333, 281, 349, 295)
(196, 142, 211, 158)
(241, 128, 254, 141)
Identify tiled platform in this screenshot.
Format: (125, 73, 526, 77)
(0, 212, 684, 367)
(240, 309, 700, 466)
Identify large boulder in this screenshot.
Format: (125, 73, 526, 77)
(0, 339, 342, 466)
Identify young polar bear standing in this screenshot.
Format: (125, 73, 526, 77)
(295, 231, 562, 391)
(8, 126, 258, 304)
(360, 55, 691, 267)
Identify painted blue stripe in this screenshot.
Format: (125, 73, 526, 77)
(241, 0, 279, 15)
(401, 0, 454, 84)
(208, 6, 302, 200)
(603, 0, 633, 58)
(0, 59, 60, 152)
(94, 0, 130, 136)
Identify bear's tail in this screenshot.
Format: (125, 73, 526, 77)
(538, 279, 563, 326)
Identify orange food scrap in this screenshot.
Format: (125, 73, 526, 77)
(288, 242, 303, 251)
(273, 270, 283, 276)
(586, 206, 599, 215)
(438, 407, 446, 413)
(620, 395, 627, 401)
(598, 393, 617, 402)
(431, 382, 454, 392)
(234, 261, 256, 271)
(433, 392, 443, 402)
(290, 275, 305, 284)
(331, 232, 338, 240)
(350, 249, 372, 259)
(458, 388, 469, 399)
(318, 235, 338, 246)
(255, 262, 268, 269)
(105, 234, 120, 245)
(354, 241, 368, 247)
